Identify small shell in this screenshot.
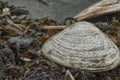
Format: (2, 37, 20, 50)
(75, 0, 120, 21)
(42, 21, 120, 72)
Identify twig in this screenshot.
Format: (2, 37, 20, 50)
(6, 18, 24, 31)
(41, 25, 67, 30)
(21, 57, 32, 62)
(23, 26, 30, 34)
(65, 69, 75, 80)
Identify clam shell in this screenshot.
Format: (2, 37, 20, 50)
(75, 0, 120, 21)
(42, 21, 120, 72)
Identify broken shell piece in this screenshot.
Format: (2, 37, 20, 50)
(2, 8, 10, 15)
(42, 21, 120, 72)
(75, 0, 120, 21)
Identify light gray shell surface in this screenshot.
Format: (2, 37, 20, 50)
(42, 21, 120, 72)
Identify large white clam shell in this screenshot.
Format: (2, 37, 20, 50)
(75, 0, 120, 21)
(42, 21, 120, 72)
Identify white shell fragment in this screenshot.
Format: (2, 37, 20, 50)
(75, 0, 120, 21)
(42, 21, 120, 72)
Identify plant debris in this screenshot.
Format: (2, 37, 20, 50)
(0, 1, 120, 80)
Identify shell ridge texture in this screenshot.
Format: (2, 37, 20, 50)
(42, 21, 120, 72)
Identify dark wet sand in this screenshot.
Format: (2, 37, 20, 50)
(1, 0, 100, 22)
